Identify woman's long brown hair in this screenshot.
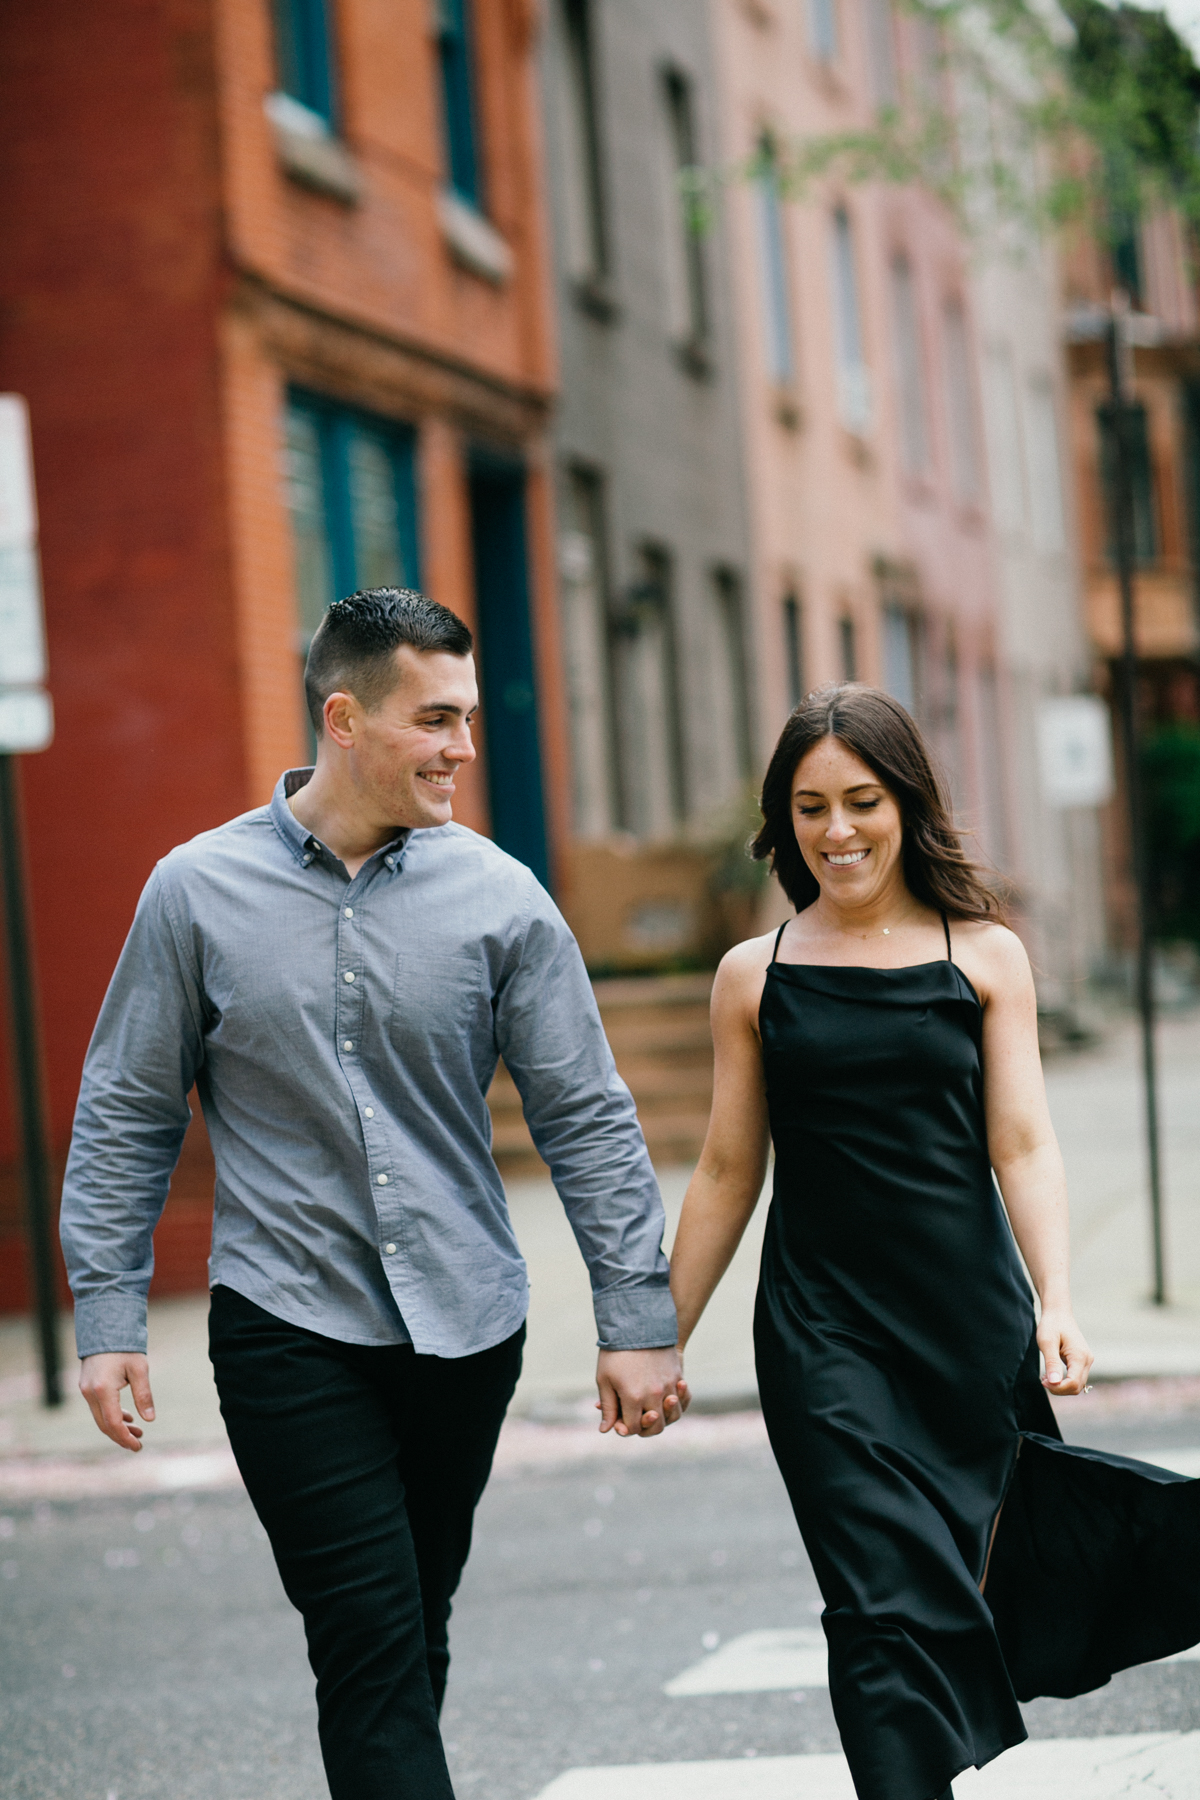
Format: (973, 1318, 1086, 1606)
(752, 684, 1007, 921)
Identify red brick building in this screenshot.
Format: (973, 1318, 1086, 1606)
(0, 0, 563, 1306)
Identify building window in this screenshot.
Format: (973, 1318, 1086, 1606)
(661, 70, 709, 354)
(1024, 376, 1066, 552)
(468, 452, 549, 885)
(839, 615, 857, 683)
(438, 0, 482, 207)
(756, 137, 794, 385)
(783, 593, 804, 709)
(937, 627, 964, 809)
(809, 0, 839, 62)
(983, 343, 1026, 535)
(272, 0, 338, 125)
(1098, 402, 1157, 564)
(831, 209, 871, 433)
(711, 568, 754, 792)
(882, 605, 921, 715)
(1184, 384, 1200, 593)
(1110, 209, 1142, 306)
(975, 662, 1009, 867)
(942, 300, 981, 503)
(559, 467, 618, 837)
(890, 256, 929, 475)
(863, 0, 898, 106)
(559, 0, 608, 287)
(283, 392, 419, 651)
(613, 546, 686, 837)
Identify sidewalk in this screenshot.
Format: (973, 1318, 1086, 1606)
(2, 1005, 1197, 1491)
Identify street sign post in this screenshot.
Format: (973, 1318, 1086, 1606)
(1104, 308, 1168, 1308)
(0, 394, 60, 1406)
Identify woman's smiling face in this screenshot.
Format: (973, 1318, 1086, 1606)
(790, 734, 906, 906)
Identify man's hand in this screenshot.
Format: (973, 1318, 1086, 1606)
(596, 1346, 689, 1438)
(78, 1352, 156, 1452)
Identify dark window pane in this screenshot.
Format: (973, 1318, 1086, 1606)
(839, 616, 857, 683)
(347, 427, 408, 591)
(284, 392, 419, 626)
(756, 138, 793, 383)
(273, 0, 337, 123)
(284, 402, 335, 643)
(664, 72, 708, 346)
(439, 0, 481, 206)
(1098, 403, 1157, 565)
(783, 594, 804, 709)
(561, 0, 607, 281)
(714, 568, 753, 780)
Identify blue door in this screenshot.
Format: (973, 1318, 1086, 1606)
(468, 453, 549, 888)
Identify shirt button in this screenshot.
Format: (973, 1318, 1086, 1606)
(344, 907, 354, 919)
(384, 856, 395, 869)
(344, 971, 356, 983)
(364, 1106, 374, 1118)
(343, 1040, 354, 1052)
(376, 1173, 388, 1185)
(384, 1243, 397, 1255)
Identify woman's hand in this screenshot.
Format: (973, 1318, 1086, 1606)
(1037, 1307, 1093, 1396)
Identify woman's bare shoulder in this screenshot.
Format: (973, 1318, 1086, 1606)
(950, 919, 1032, 1001)
(711, 929, 780, 1011)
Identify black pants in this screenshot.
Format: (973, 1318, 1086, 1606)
(208, 1285, 524, 1800)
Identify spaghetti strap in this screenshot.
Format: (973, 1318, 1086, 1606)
(771, 922, 788, 964)
(942, 913, 952, 961)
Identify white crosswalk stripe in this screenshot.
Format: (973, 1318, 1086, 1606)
(664, 1628, 828, 1694)
(663, 1625, 1200, 1696)
(532, 1732, 1200, 1798)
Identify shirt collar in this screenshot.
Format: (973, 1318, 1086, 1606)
(270, 769, 412, 872)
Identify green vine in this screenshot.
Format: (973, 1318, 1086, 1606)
(682, 0, 1200, 253)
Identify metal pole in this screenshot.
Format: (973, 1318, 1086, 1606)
(1106, 306, 1167, 1307)
(0, 754, 61, 1403)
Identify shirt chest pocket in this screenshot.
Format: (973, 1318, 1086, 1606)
(390, 947, 492, 1059)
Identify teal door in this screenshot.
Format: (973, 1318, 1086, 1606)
(468, 453, 549, 888)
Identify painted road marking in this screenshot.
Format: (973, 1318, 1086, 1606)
(533, 1732, 1200, 1798)
(665, 1629, 828, 1695)
(665, 1622, 1200, 1696)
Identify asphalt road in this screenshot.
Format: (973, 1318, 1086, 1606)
(2, 1406, 1200, 1800)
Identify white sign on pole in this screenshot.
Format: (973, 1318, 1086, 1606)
(0, 395, 53, 753)
(1037, 695, 1113, 808)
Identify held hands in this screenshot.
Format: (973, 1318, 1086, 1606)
(1037, 1308, 1094, 1397)
(596, 1346, 691, 1438)
(78, 1352, 156, 1452)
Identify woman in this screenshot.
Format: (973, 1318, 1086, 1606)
(669, 685, 1200, 1800)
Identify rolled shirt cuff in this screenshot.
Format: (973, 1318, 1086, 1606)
(72, 1291, 150, 1359)
(592, 1277, 678, 1351)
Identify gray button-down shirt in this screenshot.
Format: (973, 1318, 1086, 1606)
(61, 771, 676, 1361)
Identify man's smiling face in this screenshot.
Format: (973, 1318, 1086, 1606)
(333, 645, 479, 830)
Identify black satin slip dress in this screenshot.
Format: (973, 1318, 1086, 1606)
(754, 918, 1200, 1800)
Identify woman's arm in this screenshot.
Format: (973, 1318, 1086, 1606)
(975, 927, 1094, 1397)
(670, 942, 772, 1352)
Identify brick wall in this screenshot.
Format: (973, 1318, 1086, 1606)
(0, 0, 561, 1312)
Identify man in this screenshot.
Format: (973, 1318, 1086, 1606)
(60, 588, 685, 1799)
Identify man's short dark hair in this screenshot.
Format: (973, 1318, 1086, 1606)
(304, 588, 474, 734)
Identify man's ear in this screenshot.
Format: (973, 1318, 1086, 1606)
(322, 691, 359, 748)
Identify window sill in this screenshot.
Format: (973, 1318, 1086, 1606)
(571, 275, 620, 323)
(265, 92, 362, 205)
(673, 334, 714, 381)
(439, 191, 514, 285)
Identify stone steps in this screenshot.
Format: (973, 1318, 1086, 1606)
(488, 973, 715, 1175)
